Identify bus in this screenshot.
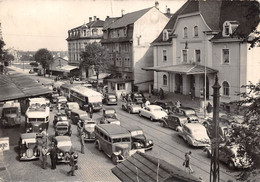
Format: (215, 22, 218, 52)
(25, 102, 50, 135)
(70, 85, 103, 112)
(94, 124, 144, 165)
(0, 101, 21, 126)
(60, 83, 74, 101)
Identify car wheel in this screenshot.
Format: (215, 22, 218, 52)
(95, 140, 102, 151)
(203, 122, 209, 128)
(150, 117, 153, 121)
(139, 112, 142, 117)
(111, 154, 118, 165)
(160, 121, 166, 127)
(227, 161, 235, 170)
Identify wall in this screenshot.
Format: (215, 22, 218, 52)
(246, 44, 260, 85)
(133, 7, 169, 91)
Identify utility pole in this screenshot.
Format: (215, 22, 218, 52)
(210, 76, 221, 182)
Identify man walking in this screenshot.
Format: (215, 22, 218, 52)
(183, 151, 194, 174)
(41, 145, 49, 169)
(67, 152, 76, 176)
(49, 142, 57, 170)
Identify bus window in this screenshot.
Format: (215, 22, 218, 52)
(108, 137, 112, 143)
(29, 118, 37, 122)
(85, 97, 88, 104)
(112, 138, 121, 143)
(122, 137, 130, 142)
(11, 109, 17, 114)
(104, 135, 108, 141)
(38, 118, 45, 122)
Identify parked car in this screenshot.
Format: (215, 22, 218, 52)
(139, 105, 168, 121)
(159, 113, 199, 130)
(176, 123, 210, 147)
(57, 96, 67, 110)
(51, 93, 59, 104)
(172, 106, 199, 122)
(102, 93, 117, 105)
(77, 118, 96, 141)
(100, 108, 120, 125)
(65, 102, 80, 118)
(29, 70, 34, 74)
(18, 133, 40, 161)
(55, 120, 72, 136)
(70, 109, 89, 124)
(52, 136, 78, 164)
(53, 113, 68, 128)
(125, 125, 153, 151)
(203, 118, 231, 140)
(151, 100, 174, 110)
(121, 100, 141, 114)
(126, 93, 144, 104)
(204, 143, 253, 169)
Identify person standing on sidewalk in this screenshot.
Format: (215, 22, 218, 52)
(49, 142, 57, 170)
(41, 145, 49, 169)
(88, 103, 93, 119)
(183, 151, 194, 174)
(67, 152, 76, 176)
(80, 130, 85, 154)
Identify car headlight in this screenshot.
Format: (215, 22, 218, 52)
(148, 140, 153, 144)
(39, 127, 42, 131)
(23, 153, 26, 157)
(60, 152, 63, 156)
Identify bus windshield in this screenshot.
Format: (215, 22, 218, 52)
(29, 118, 45, 122)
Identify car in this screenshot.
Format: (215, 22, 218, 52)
(18, 133, 40, 161)
(57, 96, 67, 110)
(52, 136, 77, 163)
(126, 93, 145, 104)
(70, 109, 89, 124)
(65, 102, 80, 118)
(55, 120, 72, 136)
(125, 125, 153, 151)
(151, 100, 175, 110)
(29, 70, 34, 74)
(100, 108, 120, 125)
(172, 106, 199, 122)
(176, 123, 210, 147)
(139, 105, 168, 121)
(51, 93, 59, 104)
(77, 118, 96, 141)
(121, 100, 141, 114)
(159, 113, 199, 130)
(204, 143, 253, 169)
(53, 113, 68, 128)
(102, 93, 117, 105)
(202, 115, 235, 129)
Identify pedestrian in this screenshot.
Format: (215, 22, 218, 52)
(41, 145, 49, 169)
(183, 151, 194, 174)
(41, 129, 48, 147)
(80, 131, 85, 154)
(145, 100, 150, 108)
(67, 152, 76, 176)
(159, 88, 164, 100)
(88, 103, 93, 119)
(49, 142, 57, 170)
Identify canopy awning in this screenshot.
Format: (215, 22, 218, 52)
(142, 64, 218, 75)
(88, 73, 111, 81)
(0, 73, 52, 102)
(58, 65, 78, 72)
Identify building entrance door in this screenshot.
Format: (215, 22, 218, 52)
(175, 74, 183, 94)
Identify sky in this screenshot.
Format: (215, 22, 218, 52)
(0, 0, 186, 51)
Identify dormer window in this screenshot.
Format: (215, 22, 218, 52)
(163, 29, 169, 41)
(222, 21, 239, 37)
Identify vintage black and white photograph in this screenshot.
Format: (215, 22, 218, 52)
(0, 0, 259, 181)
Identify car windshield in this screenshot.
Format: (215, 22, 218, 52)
(108, 95, 116, 99)
(131, 130, 143, 136)
(29, 118, 45, 122)
(57, 127, 68, 130)
(57, 140, 72, 148)
(85, 121, 95, 125)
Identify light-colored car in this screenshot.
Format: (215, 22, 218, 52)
(65, 102, 80, 118)
(139, 105, 168, 121)
(100, 108, 120, 125)
(122, 101, 141, 114)
(204, 143, 253, 169)
(176, 123, 210, 147)
(57, 96, 67, 110)
(77, 118, 96, 141)
(19, 133, 40, 161)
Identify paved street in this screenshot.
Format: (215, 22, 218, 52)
(0, 66, 241, 182)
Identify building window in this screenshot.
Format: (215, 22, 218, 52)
(184, 27, 188, 38)
(223, 81, 230, 96)
(124, 57, 130, 67)
(163, 75, 167, 86)
(163, 50, 167, 61)
(224, 24, 229, 36)
(92, 29, 98, 36)
(222, 49, 230, 64)
(117, 83, 125, 90)
(195, 50, 200, 62)
(182, 50, 187, 63)
(194, 26, 198, 37)
(83, 30, 86, 36)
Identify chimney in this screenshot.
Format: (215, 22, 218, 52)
(94, 16, 96, 21)
(106, 16, 110, 19)
(121, 9, 125, 17)
(167, 8, 171, 14)
(89, 17, 92, 22)
(155, 1, 159, 10)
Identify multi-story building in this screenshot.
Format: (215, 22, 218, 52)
(143, 0, 260, 110)
(66, 16, 104, 78)
(101, 2, 169, 96)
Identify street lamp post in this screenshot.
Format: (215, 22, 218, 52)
(210, 76, 221, 182)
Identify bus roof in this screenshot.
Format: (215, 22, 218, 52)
(21, 133, 37, 139)
(71, 85, 102, 97)
(124, 125, 142, 132)
(96, 124, 131, 138)
(60, 83, 74, 89)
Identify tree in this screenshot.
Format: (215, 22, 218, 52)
(80, 42, 111, 88)
(3, 52, 14, 63)
(34, 48, 54, 77)
(229, 82, 260, 181)
(0, 39, 6, 64)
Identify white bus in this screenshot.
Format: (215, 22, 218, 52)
(70, 85, 103, 112)
(25, 102, 50, 134)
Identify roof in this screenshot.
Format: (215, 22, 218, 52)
(103, 17, 121, 29)
(142, 64, 218, 75)
(124, 125, 142, 132)
(96, 124, 130, 136)
(71, 85, 103, 97)
(55, 136, 71, 142)
(21, 133, 37, 139)
(71, 109, 87, 115)
(0, 73, 52, 102)
(58, 65, 78, 72)
(70, 20, 105, 31)
(185, 123, 204, 130)
(112, 152, 200, 182)
(148, 105, 162, 109)
(106, 7, 152, 29)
